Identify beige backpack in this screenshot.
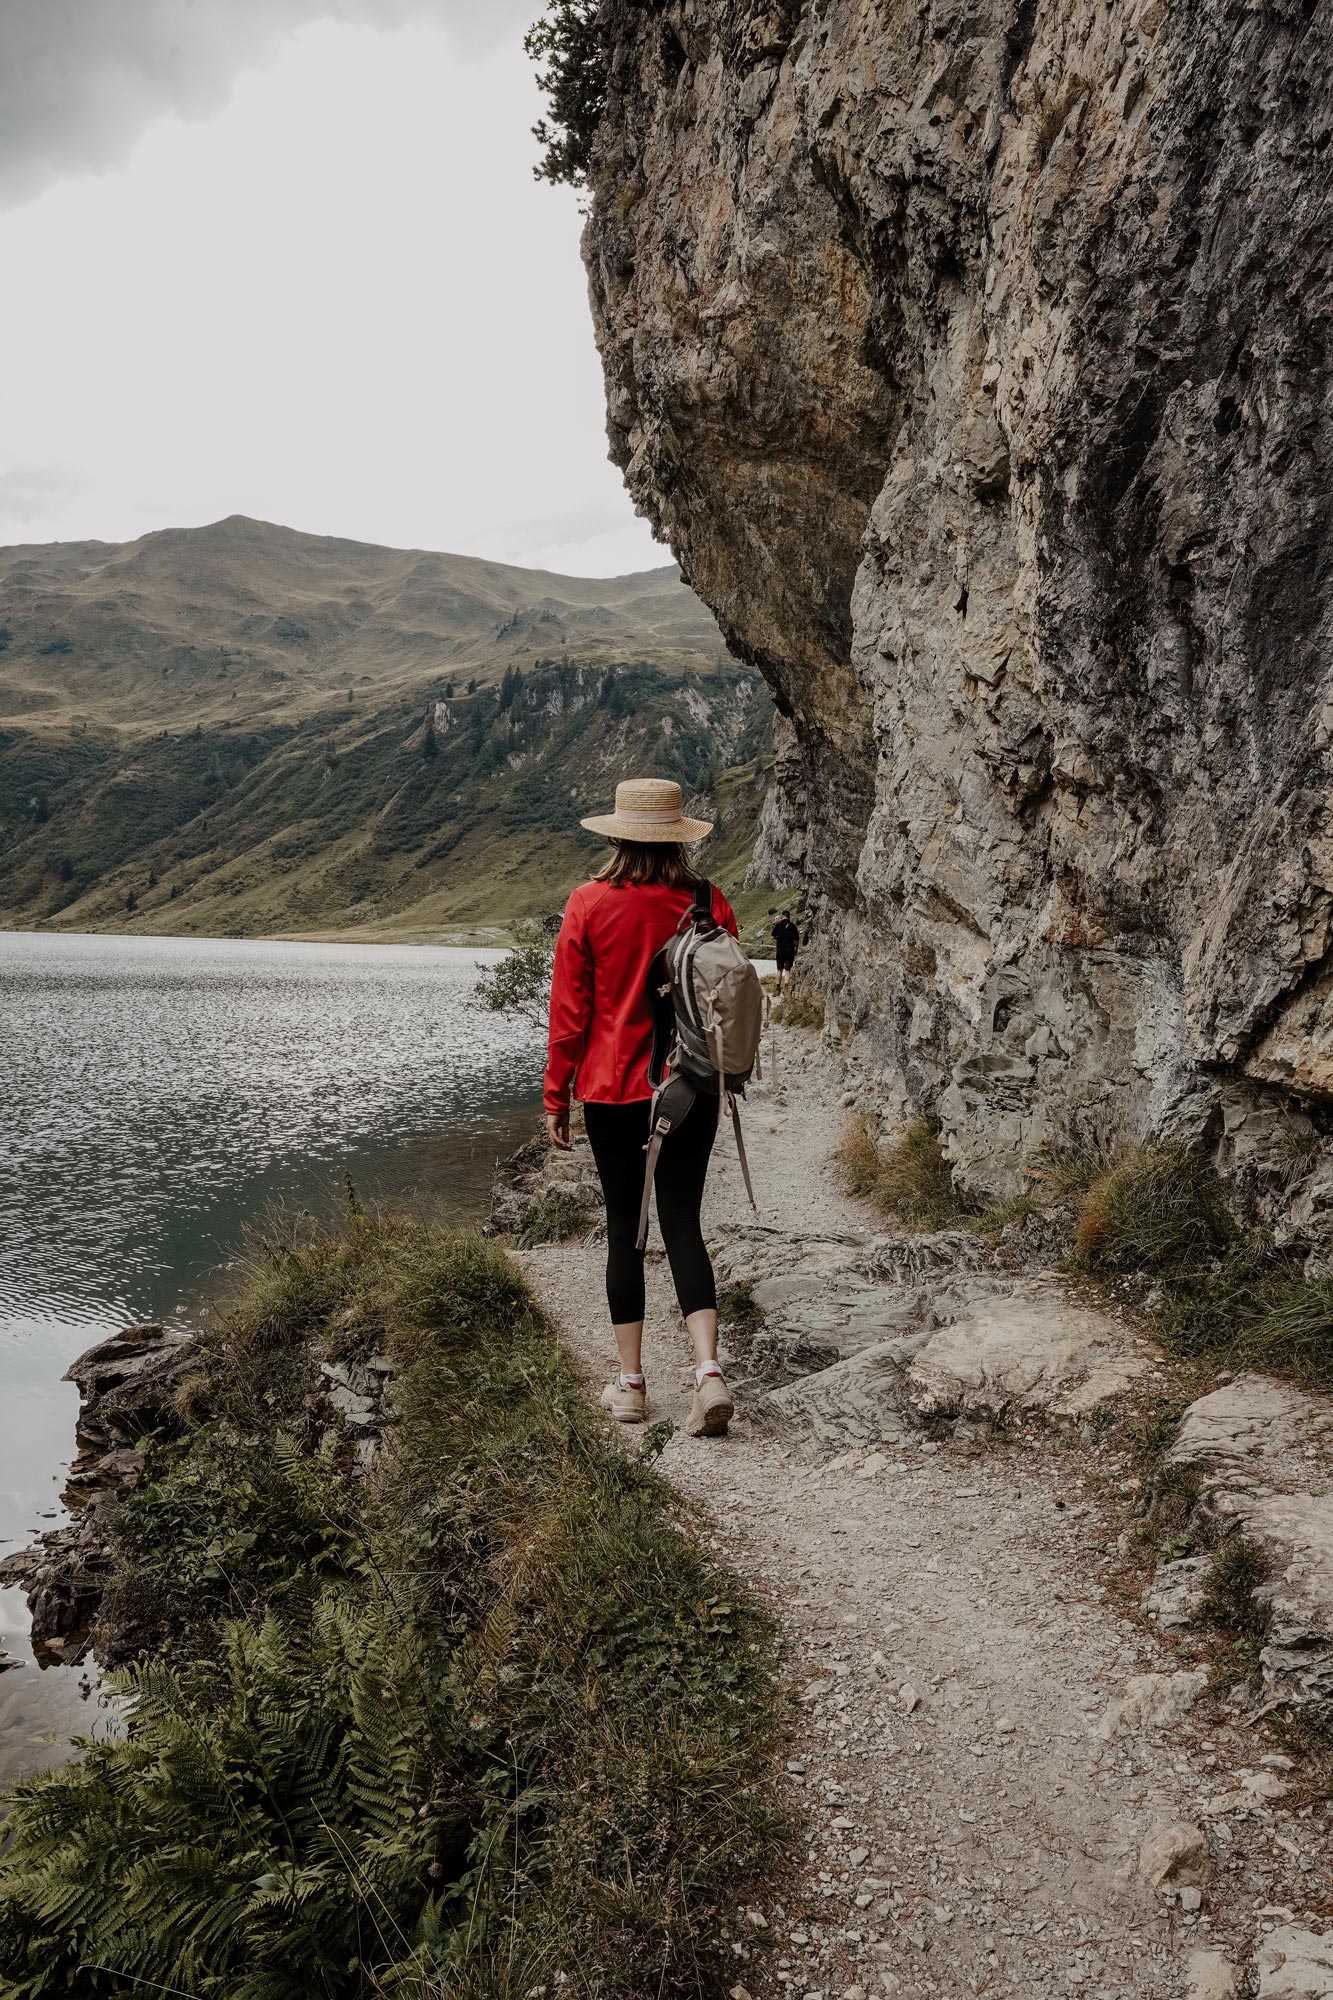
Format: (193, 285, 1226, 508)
(636, 880, 766, 1250)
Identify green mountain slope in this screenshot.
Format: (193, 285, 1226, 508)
(0, 514, 727, 732)
(0, 519, 775, 939)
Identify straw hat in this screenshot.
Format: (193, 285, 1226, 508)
(580, 777, 713, 843)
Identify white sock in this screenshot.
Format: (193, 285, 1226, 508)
(619, 1371, 644, 1390)
(694, 1361, 724, 1388)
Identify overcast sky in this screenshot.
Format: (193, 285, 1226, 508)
(0, 1, 662, 576)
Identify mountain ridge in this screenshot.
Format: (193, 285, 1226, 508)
(0, 514, 728, 735)
(0, 516, 774, 942)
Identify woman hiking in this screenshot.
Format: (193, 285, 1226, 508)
(545, 778, 737, 1439)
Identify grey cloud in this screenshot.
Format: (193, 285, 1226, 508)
(0, 0, 536, 207)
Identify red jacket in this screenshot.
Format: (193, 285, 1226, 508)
(544, 878, 738, 1112)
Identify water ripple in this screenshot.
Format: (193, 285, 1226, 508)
(0, 931, 542, 1336)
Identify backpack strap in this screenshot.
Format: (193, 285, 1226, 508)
(753, 991, 772, 1083)
(635, 1074, 697, 1251)
(683, 876, 714, 933)
(645, 944, 674, 1088)
(724, 1089, 760, 1219)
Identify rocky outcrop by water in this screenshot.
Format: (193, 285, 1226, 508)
(582, 0, 1333, 1259)
(0, 1324, 193, 1665)
(0, 1319, 399, 1669)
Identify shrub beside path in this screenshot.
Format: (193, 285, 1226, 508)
(520, 1027, 1333, 2000)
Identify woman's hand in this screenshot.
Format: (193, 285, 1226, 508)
(546, 1109, 572, 1151)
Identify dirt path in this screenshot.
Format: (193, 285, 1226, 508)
(520, 1029, 1333, 2000)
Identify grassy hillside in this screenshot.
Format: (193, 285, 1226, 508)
(0, 514, 727, 731)
(0, 518, 776, 938)
(0, 1215, 788, 1996)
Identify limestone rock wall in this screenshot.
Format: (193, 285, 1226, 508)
(584, 0, 1333, 1257)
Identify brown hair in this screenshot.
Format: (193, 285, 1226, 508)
(595, 839, 702, 889)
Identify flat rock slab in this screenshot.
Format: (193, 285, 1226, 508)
(757, 1282, 1152, 1444)
(905, 1291, 1152, 1422)
(1256, 1926, 1333, 2000)
(1167, 1375, 1328, 1479)
(1149, 1374, 1333, 1722)
(760, 1339, 920, 1451)
(64, 1322, 179, 1391)
(725, 1227, 1023, 1402)
(751, 1274, 922, 1351)
(716, 1229, 874, 1290)
(1210, 1488, 1333, 1719)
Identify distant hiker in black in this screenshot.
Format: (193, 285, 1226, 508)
(772, 909, 799, 989)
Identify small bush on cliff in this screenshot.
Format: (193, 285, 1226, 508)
(837, 1118, 966, 1231)
(0, 1218, 788, 1997)
(474, 914, 556, 1029)
(526, 0, 608, 187)
(1203, 1534, 1270, 1692)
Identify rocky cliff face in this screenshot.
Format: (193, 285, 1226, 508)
(583, 0, 1333, 1258)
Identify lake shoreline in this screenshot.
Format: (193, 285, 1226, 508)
(0, 930, 545, 1781)
(0, 918, 522, 949)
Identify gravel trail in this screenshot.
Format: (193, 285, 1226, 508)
(519, 1030, 1333, 2000)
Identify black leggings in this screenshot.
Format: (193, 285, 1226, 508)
(584, 1098, 718, 1324)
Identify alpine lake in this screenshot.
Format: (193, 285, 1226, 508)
(0, 931, 543, 1784)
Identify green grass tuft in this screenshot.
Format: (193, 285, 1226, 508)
(1125, 1392, 1191, 1471)
(0, 1216, 789, 1998)
(1244, 1275, 1333, 1382)
(1072, 1143, 1235, 1275)
(1202, 1534, 1270, 1692)
(1204, 1535, 1269, 1639)
(836, 1119, 883, 1200)
(718, 1277, 764, 1336)
(778, 988, 824, 1031)
(1156, 1259, 1333, 1392)
(1070, 1143, 1333, 1393)
(836, 1118, 966, 1231)
(972, 1190, 1043, 1238)
(1123, 1455, 1206, 1564)
(717, 1277, 767, 1365)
